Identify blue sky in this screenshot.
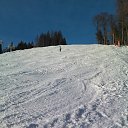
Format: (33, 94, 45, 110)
(0, 0, 116, 48)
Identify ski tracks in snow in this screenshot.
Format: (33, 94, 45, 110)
(0, 45, 128, 128)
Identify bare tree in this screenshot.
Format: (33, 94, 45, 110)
(108, 15, 118, 45)
(93, 14, 102, 32)
(94, 12, 109, 45)
(117, 0, 128, 45)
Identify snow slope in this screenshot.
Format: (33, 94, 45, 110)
(0, 45, 128, 128)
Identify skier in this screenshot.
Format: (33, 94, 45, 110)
(59, 45, 61, 52)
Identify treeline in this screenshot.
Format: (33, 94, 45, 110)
(3, 41, 34, 52)
(2, 31, 67, 53)
(93, 0, 128, 46)
(36, 31, 67, 47)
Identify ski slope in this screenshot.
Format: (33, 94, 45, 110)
(0, 45, 128, 128)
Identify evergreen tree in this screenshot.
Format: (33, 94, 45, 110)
(27, 42, 34, 49)
(36, 31, 67, 47)
(16, 41, 28, 50)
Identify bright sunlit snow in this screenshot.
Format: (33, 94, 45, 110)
(0, 45, 128, 128)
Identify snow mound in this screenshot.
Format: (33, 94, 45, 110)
(0, 45, 128, 128)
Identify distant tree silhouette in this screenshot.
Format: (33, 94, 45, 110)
(9, 42, 15, 52)
(93, 0, 128, 46)
(27, 42, 34, 49)
(36, 31, 67, 47)
(16, 41, 28, 50)
(108, 15, 117, 45)
(1, 31, 66, 53)
(96, 30, 104, 44)
(117, 0, 128, 45)
(93, 12, 110, 45)
(16, 41, 34, 50)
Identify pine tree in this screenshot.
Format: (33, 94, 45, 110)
(35, 31, 67, 47)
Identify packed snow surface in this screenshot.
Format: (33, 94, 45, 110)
(0, 45, 128, 128)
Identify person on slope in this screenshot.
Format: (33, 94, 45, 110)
(59, 45, 61, 52)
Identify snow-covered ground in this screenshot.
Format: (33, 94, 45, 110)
(0, 45, 128, 128)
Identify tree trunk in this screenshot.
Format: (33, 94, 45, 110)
(125, 27, 128, 45)
(104, 27, 107, 45)
(127, 31, 128, 45)
(118, 40, 120, 47)
(112, 33, 115, 45)
(121, 21, 124, 45)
